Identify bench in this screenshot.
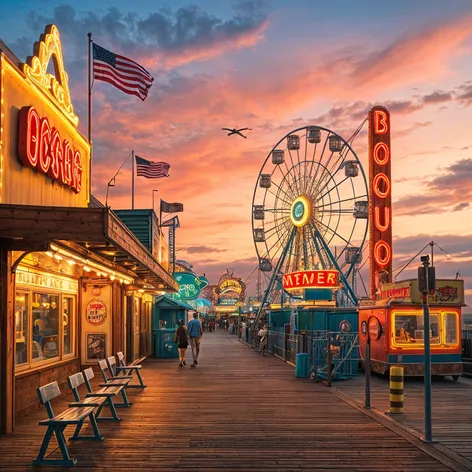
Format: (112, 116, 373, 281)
(98, 359, 133, 407)
(68, 369, 121, 421)
(116, 351, 147, 388)
(32, 381, 103, 467)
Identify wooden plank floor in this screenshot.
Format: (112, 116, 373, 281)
(332, 369, 472, 467)
(0, 330, 457, 471)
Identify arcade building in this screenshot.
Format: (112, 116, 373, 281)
(0, 26, 177, 434)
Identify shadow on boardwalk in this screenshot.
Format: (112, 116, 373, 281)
(0, 330, 459, 471)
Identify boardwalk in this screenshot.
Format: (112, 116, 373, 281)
(0, 330, 462, 471)
(333, 371, 472, 469)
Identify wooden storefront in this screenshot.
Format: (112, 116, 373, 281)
(0, 25, 177, 434)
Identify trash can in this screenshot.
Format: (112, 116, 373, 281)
(154, 328, 179, 358)
(295, 353, 310, 378)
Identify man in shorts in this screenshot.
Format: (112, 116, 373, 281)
(187, 312, 203, 367)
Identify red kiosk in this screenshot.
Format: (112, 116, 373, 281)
(359, 279, 464, 378)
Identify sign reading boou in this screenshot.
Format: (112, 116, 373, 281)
(368, 106, 392, 298)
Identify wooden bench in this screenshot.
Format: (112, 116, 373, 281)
(32, 381, 103, 467)
(98, 359, 133, 407)
(68, 370, 121, 422)
(116, 351, 147, 388)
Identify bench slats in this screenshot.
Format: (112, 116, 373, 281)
(91, 386, 123, 396)
(83, 367, 95, 381)
(69, 396, 107, 408)
(37, 381, 61, 404)
(68, 372, 86, 389)
(115, 365, 142, 370)
(39, 406, 95, 425)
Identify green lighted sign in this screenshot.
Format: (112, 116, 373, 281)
(172, 272, 202, 300)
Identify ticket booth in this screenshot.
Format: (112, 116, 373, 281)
(359, 279, 464, 378)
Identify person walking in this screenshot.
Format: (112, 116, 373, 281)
(173, 319, 189, 367)
(187, 312, 203, 367)
(258, 325, 268, 356)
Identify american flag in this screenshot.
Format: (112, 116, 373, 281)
(93, 43, 154, 101)
(135, 156, 170, 179)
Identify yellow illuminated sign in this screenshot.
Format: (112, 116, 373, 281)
(290, 196, 311, 227)
(0, 24, 90, 207)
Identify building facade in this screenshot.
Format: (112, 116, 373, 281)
(0, 25, 177, 434)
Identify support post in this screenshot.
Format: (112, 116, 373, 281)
(131, 150, 135, 209)
(327, 333, 333, 387)
(87, 32, 93, 192)
(0, 240, 15, 433)
(365, 337, 371, 409)
(423, 287, 433, 442)
(253, 227, 297, 331)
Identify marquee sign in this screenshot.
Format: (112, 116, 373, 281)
(368, 106, 392, 298)
(18, 106, 83, 193)
(282, 270, 340, 291)
(215, 272, 246, 304)
(0, 24, 90, 207)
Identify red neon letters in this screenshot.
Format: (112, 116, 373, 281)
(282, 270, 340, 291)
(369, 107, 392, 298)
(18, 106, 83, 193)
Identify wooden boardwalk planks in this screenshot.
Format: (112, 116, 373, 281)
(332, 370, 472, 469)
(0, 331, 458, 471)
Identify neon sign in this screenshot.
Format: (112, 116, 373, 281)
(283, 270, 339, 291)
(18, 106, 83, 193)
(368, 107, 392, 297)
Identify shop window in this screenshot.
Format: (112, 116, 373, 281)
(63, 297, 74, 356)
(15, 293, 28, 365)
(393, 312, 440, 346)
(443, 313, 458, 345)
(32, 293, 60, 362)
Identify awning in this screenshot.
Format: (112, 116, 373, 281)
(0, 203, 178, 292)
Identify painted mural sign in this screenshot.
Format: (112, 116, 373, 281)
(85, 299, 107, 325)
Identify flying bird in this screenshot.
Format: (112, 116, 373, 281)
(221, 127, 252, 139)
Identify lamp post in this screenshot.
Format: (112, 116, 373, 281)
(419, 255, 435, 443)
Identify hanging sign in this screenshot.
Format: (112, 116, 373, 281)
(283, 270, 340, 291)
(86, 299, 107, 325)
(173, 272, 202, 300)
(368, 106, 392, 297)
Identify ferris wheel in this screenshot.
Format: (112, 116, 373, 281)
(252, 125, 369, 307)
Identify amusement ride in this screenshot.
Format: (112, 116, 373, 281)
(251, 124, 369, 324)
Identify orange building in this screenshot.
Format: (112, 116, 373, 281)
(0, 25, 177, 434)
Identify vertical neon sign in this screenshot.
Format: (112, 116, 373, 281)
(369, 106, 392, 298)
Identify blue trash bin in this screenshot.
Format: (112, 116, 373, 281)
(295, 353, 310, 378)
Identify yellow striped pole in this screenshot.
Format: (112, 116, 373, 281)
(389, 365, 404, 414)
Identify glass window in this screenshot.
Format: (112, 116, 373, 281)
(63, 297, 73, 356)
(444, 313, 458, 345)
(393, 312, 440, 346)
(32, 293, 59, 362)
(15, 293, 28, 366)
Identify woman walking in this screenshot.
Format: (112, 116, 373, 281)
(174, 319, 189, 367)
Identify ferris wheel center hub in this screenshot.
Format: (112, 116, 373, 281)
(291, 196, 311, 227)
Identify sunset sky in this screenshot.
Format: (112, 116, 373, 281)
(1, 1, 471, 309)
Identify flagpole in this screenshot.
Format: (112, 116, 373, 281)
(159, 199, 162, 226)
(131, 150, 135, 209)
(87, 32, 93, 193)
